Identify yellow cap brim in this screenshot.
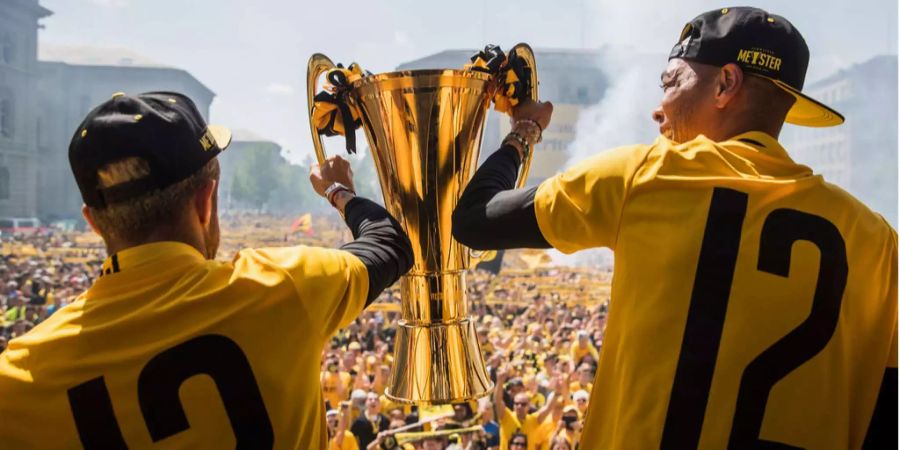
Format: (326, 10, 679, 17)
(208, 124, 233, 151)
(764, 77, 845, 127)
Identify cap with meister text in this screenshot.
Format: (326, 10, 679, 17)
(69, 91, 232, 208)
(669, 7, 844, 127)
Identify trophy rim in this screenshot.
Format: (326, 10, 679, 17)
(351, 68, 493, 89)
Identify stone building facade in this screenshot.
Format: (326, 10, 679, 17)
(36, 45, 215, 219)
(781, 55, 898, 225)
(0, 0, 51, 218)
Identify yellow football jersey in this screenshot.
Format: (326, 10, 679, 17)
(327, 430, 358, 450)
(534, 132, 898, 449)
(498, 407, 553, 450)
(0, 241, 368, 449)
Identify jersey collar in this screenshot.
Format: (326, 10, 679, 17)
(98, 241, 206, 278)
(726, 131, 791, 159)
(722, 131, 813, 178)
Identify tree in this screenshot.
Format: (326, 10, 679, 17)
(230, 142, 280, 211)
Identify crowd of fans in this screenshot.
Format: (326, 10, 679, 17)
(321, 267, 609, 450)
(1, 229, 102, 350)
(1, 215, 610, 449)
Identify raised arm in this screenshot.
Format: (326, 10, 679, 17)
(494, 364, 510, 422)
(452, 100, 554, 250)
(335, 402, 351, 448)
(535, 379, 560, 424)
(310, 156, 414, 306)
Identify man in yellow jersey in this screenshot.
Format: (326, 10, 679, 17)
(454, 7, 897, 449)
(567, 364, 593, 395)
(322, 353, 352, 410)
(0, 92, 413, 448)
(569, 331, 598, 367)
(495, 365, 557, 450)
(327, 408, 358, 450)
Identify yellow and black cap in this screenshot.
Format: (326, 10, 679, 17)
(670, 7, 844, 127)
(69, 91, 232, 208)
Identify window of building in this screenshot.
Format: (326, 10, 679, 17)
(1, 34, 12, 65)
(0, 92, 11, 138)
(0, 167, 9, 200)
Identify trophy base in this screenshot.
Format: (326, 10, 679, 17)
(385, 317, 494, 405)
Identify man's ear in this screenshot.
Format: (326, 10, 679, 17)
(193, 179, 217, 227)
(81, 205, 102, 236)
(715, 63, 744, 109)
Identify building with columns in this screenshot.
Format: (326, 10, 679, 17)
(0, 0, 51, 218)
(1, 1, 217, 222)
(36, 44, 215, 220)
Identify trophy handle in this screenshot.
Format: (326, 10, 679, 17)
(510, 43, 539, 190)
(469, 249, 498, 264)
(307, 53, 337, 165)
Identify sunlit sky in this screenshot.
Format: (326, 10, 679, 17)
(38, 0, 898, 163)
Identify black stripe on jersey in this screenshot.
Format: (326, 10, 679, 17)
(67, 376, 128, 450)
(737, 138, 765, 147)
(138, 334, 274, 446)
(863, 367, 898, 449)
(111, 253, 120, 273)
(730, 208, 848, 449)
(661, 187, 748, 450)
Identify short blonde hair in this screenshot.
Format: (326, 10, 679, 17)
(89, 157, 219, 243)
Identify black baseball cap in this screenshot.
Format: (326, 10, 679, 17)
(669, 7, 844, 127)
(69, 91, 231, 208)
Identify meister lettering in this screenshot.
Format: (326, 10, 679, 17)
(199, 129, 216, 151)
(736, 49, 782, 72)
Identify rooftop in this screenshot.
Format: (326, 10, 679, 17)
(397, 48, 609, 71)
(39, 43, 170, 68)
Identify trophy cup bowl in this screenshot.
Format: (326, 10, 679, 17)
(307, 46, 537, 404)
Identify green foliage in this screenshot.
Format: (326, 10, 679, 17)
(268, 161, 323, 214)
(230, 142, 280, 209)
(228, 142, 385, 214)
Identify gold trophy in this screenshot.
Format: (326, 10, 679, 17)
(307, 45, 537, 404)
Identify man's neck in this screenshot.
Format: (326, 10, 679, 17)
(105, 227, 206, 258)
(707, 118, 784, 142)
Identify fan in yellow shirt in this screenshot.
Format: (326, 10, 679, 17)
(326, 408, 358, 450)
(568, 331, 598, 365)
(321, 356, 352, 410)
(566, 364, 594, 395)
(495, 365, 557, 450)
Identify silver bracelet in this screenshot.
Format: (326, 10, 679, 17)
(514, 118, 543, 132)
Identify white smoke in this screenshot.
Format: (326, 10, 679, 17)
(565, 61, 663, 166)
(549, 51, 665, 269)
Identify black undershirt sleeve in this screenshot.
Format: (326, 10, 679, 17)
(339, 197, 414, 306)
(452, 144, 551, 250)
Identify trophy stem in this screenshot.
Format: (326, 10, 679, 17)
(400, 272, 469, 323)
